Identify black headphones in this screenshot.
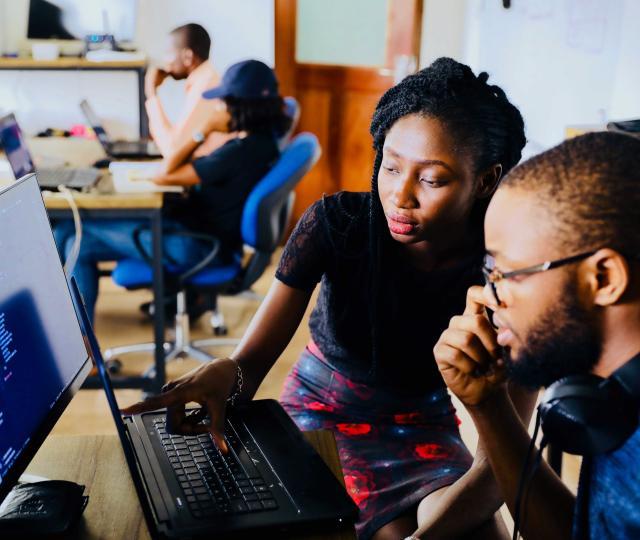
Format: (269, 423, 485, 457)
(538, 353, 640, 456)
(511, 354, 640, 540)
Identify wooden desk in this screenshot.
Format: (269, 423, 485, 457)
(43, 188, 163, 211)
(0, 57, 148, 137)
(25, 431, 357, 540)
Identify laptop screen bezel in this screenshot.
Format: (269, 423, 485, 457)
(68, 276, 161, 537)
(0, 174, 92, 504)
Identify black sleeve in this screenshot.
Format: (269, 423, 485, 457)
(191, 143, 234, 186)
(275, 198, 332, 291)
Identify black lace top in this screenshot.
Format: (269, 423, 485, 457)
(276, 191, 484, 394)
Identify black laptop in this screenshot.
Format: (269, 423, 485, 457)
(0, 174, 357, 538)
(0, 113, 100, 190)
(80, 99, 161, 159)
(73, 281, 357, 538)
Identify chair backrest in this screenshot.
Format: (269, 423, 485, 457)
(277, 96, 301, 151)
(238, 132, 320, 289)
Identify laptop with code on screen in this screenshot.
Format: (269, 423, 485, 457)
(0, 174, 92, 505)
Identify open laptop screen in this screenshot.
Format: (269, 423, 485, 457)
(79, 100, 111, 150)
(0, 113, 37, 179)
(0, 175, 91, 503)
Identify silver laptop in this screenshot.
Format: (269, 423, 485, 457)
(80, 99, 161, 159)
(0, 113, 100, 190)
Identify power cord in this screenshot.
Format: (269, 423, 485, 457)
(512, 410, 546, 540)
(57, 184, 83, 276)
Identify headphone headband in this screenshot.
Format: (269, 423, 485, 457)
(610, 353, 640, 403)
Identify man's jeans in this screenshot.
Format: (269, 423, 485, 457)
(54, 219, 214, 322)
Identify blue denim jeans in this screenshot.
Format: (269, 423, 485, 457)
(53, 219, 214, 322)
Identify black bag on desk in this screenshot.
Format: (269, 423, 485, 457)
(0, 480, 88, 538)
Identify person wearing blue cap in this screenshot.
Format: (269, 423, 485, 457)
(54, 60, 291, 323)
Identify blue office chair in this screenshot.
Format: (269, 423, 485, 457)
(104, 132, 321, 368)
(278, 97, 300, 150)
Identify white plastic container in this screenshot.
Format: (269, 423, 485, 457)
(31, 43, 60, 61)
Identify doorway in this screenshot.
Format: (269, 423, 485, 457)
(275, 0, 423, 222)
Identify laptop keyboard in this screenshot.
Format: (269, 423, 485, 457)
(153, 418, 279, 519)
(40, 168, 99, 187)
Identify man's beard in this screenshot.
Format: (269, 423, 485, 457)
(502, 279, 601, 389)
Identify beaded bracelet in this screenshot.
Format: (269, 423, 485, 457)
(226, 360, 244, 407)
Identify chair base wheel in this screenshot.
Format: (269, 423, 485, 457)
(107, 359, 123, 374)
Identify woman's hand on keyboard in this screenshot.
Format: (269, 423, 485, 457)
(121, 357, 238, 453)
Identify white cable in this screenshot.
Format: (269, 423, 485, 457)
(57, 185, 83, 276)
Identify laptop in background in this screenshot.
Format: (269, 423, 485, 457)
(80, 99, 161, 159)
(0, 113, 100, 190)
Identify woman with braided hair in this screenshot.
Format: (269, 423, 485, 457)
(125, 57, 533, 539)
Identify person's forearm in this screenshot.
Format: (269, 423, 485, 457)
(153, 163, 200, 187)
(145, 96, 174, 156)
(161, 102, 232, 173)
(231, 281, 312, 398)
(160, 137, 201, 175)
(469, 390, 575, 540)
(415, 457, 507, 539)
(416, 384, 537, 538)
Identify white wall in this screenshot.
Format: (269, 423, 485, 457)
(419, 0, 468, 69)
(419, 0, 639, 157)
(0, 0, 274, 138)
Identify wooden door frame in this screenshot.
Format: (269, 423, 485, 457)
(274, 0, 423, 98)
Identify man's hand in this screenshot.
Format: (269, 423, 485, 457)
(145, 67, 170, 98)
(434, 286, 507, 407)
(121, 358, 239, 452)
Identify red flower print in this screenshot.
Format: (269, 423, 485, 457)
(306, 401, 334, 412)
(394, 412, 425, 425)
(344, 470, 373, 506)
(414, 443, 449, 460)
(336, 423, 372, 436)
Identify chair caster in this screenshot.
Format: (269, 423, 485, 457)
(107, 358, 123, 375)
(213, 325, 228, 336)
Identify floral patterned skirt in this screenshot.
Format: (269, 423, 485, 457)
(279, 344, 473, 539)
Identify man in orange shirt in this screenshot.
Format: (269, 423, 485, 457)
(145, 23, 231, 165)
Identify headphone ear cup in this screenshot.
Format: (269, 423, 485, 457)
(539, 375, 639, 456)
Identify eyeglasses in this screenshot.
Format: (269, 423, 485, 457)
(482, 250, 597, 307)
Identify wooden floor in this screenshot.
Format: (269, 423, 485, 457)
(51, 248, 580, 505)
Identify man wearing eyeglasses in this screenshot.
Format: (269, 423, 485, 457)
(433, 131, 640, 540)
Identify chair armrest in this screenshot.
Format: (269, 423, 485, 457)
(131, 227, 221, 285)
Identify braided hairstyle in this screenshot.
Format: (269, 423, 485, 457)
(367, 57, 526, 378)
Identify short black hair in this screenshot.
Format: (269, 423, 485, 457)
(367, 57, 526, 377)
(224, 96, 292, 135)
(500, 131, 640, 256)
(171, 23, 211, 61)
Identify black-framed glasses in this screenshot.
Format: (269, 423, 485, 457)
(482, 250, 597, 307)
